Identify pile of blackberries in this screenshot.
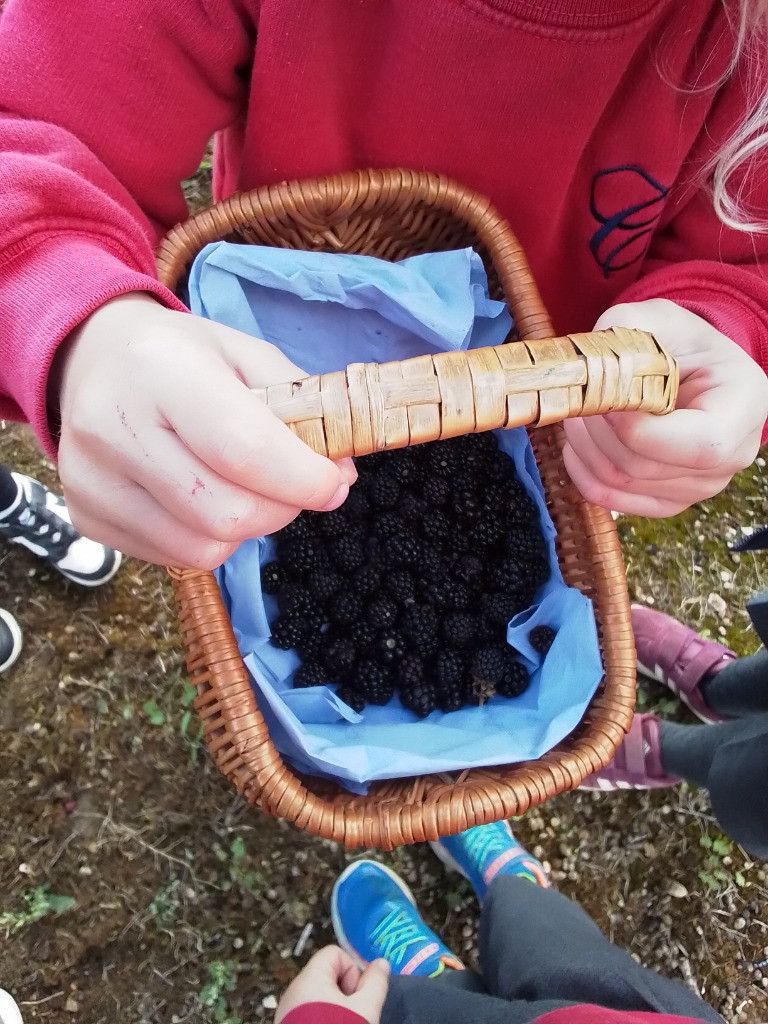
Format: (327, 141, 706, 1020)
(263, 432, 556, 717)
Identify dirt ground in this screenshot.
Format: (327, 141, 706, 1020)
(1, 168, 767, 1023)
(2, 420, 768, 1024)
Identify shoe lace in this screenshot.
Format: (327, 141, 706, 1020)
(464, 825, 516, 868)
(370, 908, 429, 967)
(13, 503, 76, 554)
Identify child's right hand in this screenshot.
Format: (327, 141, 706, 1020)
(53, 293, 357, 568)
(275, 946, 390, 1024)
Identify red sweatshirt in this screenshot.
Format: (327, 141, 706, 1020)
(1, 0, 767, 456)
(280, 1004, 713, 1024)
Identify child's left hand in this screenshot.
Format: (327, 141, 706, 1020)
(275, 946, 390, 1024)
(562, 299, 768, 517)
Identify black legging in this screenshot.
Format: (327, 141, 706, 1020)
(384, 875, 720, 1024)
(661, 713, 768, 859)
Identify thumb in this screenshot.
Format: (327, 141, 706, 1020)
(353, 958, 390, 1020)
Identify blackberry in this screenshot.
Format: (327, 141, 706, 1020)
(441, 612, 479, 649)
(506, 527, 547, 563)
(295, 630, 324, 661)
(398, 652, 426, 691)
(280, 538, 327, 577)
(367, 595, 399, 630)
(384, 533, 422, 568)
(488, 558, 529, 594)
(355, 658, 395, 705)
(324, 637, 357, 677)
(525, 554, 550, 590)
(432, 579, 470, 611)
(401, 680, 438, 718)
(436, 681, 465, 713)
(270, 616, 305, 651)
(278, 582, 315, 615)
(348, 620, 377, 651)
(376, 631, 406, 665)
(342, 486, 370, 520)
(337, 686, 366, 713)
(331, 535, 366, 572)
(422, 475, 450, 507)
(495, 660, 531, 698)
(471, 644, 510, 691)
(293, 660, 327, 688)
(399, 491, 427, 523)
(529, 625, 556, 655)
(418, 544, 447, 579)
(375, 511, 405, 540)
(329, 591, 363, 627)
(388, 451, 422, 486)
(307, 569, 344, 603)
(481, 592, 523, 627)
(353, 564, 383, 599)
(427, 442, 463, 477)
(469, 517, 507, 549)
(401, 604, 439, 649)
(457, 554, 485, 591)
(421, 510, 450, 544)
(386, 570, 416, 602)
(369, 473, 401, 510)
(434, 649, 465, 690)
(261, 561, 284, 594)
(318, 509, 349, 539)
(452, 488, 482, 522)
(279, 515, 312, 542)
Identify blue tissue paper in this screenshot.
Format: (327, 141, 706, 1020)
(188, 242, 603, 793)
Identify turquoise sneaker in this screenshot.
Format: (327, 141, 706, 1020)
(431, 821, 549, 903)
(331, 860, 464, 978)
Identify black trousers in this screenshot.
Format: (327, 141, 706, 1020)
(383, 876, 721, 1024)
(0, 464, 17, 511)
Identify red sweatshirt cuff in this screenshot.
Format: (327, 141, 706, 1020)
(0, 233, 187, 458)
(280, 1003, 369, 1024)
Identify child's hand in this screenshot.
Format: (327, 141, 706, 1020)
(562, 299, 768, 517)
(54, 293, 357, 568)
(275, 946, 390, 1024)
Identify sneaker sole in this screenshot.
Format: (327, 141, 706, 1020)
(57, 550, 123, 588)
(331, 860, 418, 968)
(0, 611, 23, 674)
(0, 989, 23, 1024)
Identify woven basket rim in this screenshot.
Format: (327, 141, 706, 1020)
(158, 167, 636, 850)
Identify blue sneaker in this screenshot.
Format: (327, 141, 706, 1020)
(431, 821, 549, 903)
(332, 860, 464, 978)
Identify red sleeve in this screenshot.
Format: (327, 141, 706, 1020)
(534, 1006, 715, 1024)
(614, 64, 768, 397)
(281, 1003, 369, 1024)
(0, 0, 254, 455)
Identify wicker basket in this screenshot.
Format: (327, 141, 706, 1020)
(156, 168, 677, 851)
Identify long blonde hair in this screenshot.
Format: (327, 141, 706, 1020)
(712, 0, 768, 232)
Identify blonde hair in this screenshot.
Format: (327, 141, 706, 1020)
(712, 0, 768, 232)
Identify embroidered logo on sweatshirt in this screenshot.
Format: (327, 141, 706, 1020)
(589, 166, 668, 277)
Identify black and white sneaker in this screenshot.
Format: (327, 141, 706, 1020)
(0, 473, 121, 587)
(0, 610, 22, 674)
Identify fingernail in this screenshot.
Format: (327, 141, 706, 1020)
(320, 481, 349, 512)
(373, 958, 391, 974)
(338, 458, 358, 485)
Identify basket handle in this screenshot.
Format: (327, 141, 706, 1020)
(253, 327, 678, 459)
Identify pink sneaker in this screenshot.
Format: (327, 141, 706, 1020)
(631, 604, 736, 724)
(580, 714, 679, 790)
